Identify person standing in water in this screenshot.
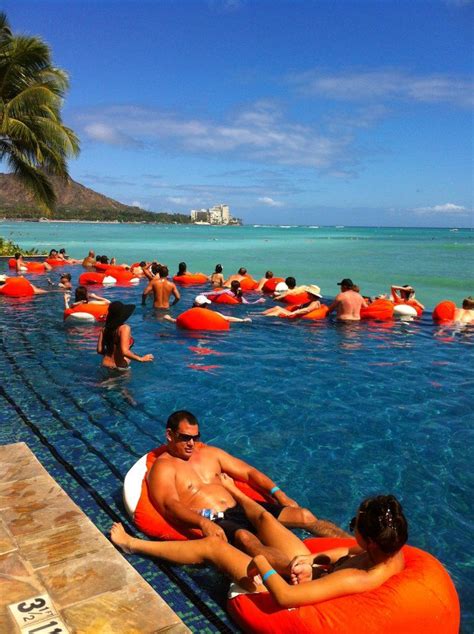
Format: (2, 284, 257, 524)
(97, 301, 154, 369)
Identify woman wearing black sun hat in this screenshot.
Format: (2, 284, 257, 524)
(97, 301, 154, 369)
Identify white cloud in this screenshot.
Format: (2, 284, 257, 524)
(413, 203, 470, 215)
(83, 123, 141, 147)
(258, 196, 284, 207)
(167, 196, 195, 206)
(77, 102, 355, 173)
(289, 69, 474, 108)
(131, 201, 149, 210)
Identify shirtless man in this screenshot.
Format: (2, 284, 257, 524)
(224, 267, 248, 287)
(148, 410, 347, 568)
(82, 250, 96, 268)
(454, 297, 474, 324)
(142, 265, 180, 309)
(327, 278, 367, 321)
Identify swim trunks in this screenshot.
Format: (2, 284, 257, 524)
(214, 502, 284, 544)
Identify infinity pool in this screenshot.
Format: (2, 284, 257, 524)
(0, 265, 472, 631)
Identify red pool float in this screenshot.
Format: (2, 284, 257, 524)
(228, 536, 460, 634)
(432, 300, 456, 322)
(239, 276, 259, 291)
(262, 277, 284, 293)
(173, 274, 209, 286)
(46, 258, 66, 267)
(176, 307, 230, 331)
(0, 277, 35, 297)
(281, 291, 311, 305)
(79, 272, 107, 285)
(208, 292, 241, 305)
(63, 302, 109, 323)
(361, 299, 394, 321)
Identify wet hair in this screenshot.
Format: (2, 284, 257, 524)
(401, 285, 414, 299)
(100, 255, 109, 264)
(151, 262, 161, 276)
(356, 495, 408, 554)
(60, 273, 72, 281)
(178, 262, 187, 275)
(285, 276, 296, 289)
(49, 249, 57, 257)
(96, 255, 101, 261)
(230, 280, 243, 299)
(265, 270, 273, 279)
(59, 248, 66, 254)
(462, 297, 474, 309)
(353, 284, 360, 293)
(74, 285, 88, 303)
(159, 265, 169, 278)
(238, 267, 247, 276)
(166, 410, 198, 432)
(215, 264, 223, 273)
(139, 261, 146, 267)
(14, 252, 21, 259)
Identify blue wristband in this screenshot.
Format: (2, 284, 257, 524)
(262, 569, 277, 583)
(270, 486, 280, 495)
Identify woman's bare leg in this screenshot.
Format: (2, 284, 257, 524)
(110, 523, 263, 592)
(220, 475, 311, 561)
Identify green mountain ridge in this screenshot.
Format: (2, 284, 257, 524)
(0, 173, 190, 223)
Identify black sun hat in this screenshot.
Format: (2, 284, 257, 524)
(105, 301, 135, 328)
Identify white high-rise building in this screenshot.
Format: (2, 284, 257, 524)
(191, 204, 233, 225)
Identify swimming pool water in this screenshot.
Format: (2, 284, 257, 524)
(0, 263, 472, 631)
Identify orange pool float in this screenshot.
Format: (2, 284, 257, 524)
(0, 277, 35, 297)
(281, 291, 311, 305)
(173, 274, 209, 286)
(262, 277, 284, 293)
(228, 536, 460, 634)
(132, 446, 271, 540)
(104, 268, 139, 284)
(239, 276, 259, 291)
(302, 304, 329, 320)
(46, 258, 66, 267)
(176, 307, 230, 331)
(8, 259, 45, 272)
(360, 298, 394, 321)
(79, 272, 107, 285)
(432, 300, 456, 322)
(63, 302, 109, 322)
(208, 292, 241, 305)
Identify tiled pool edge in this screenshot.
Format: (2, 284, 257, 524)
(0, 442, 190, 633)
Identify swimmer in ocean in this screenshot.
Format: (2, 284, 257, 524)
(209, 264, 225, 287)
(262, 286, 322, 317)
(454, 297, 474, 324)
(223, 267, 249, 287)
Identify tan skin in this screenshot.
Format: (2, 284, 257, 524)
(146, 420, 346, 569)
(97, 323, 154, 369)
(327, 286, 368, 321)
(262, 296, 321, 318)
(111, 476, 404, 605)
(209, 272, 225, 287)
(142, 277, 180, 309)
(454, 307, 474, 324)
(391, 286, 425, 311)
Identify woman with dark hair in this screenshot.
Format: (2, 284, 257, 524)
(97, 301, 154, 369)
(65, 285, 110, 308)
(111, 478, 407, 607)
(209, 264, 225, 287)
(391, 284, 424, 311)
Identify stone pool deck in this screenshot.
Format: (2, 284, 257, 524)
(0, 442, 189, 634)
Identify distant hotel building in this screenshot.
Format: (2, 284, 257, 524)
(190, 204, 240, 225)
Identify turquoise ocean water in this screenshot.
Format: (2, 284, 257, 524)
(2, 222, 473, 308)
(1, 221, 473, 631)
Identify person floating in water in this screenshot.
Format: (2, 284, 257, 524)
(390, 285, 425, 312)
(111, 476, 407, 608)
(454, 296, 474, 324)
(262, 285, 322, 317)
(209, 264, 225, 287)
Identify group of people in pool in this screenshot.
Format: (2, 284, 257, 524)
(110, 410, 408, 609)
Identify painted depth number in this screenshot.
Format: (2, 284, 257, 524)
(8, 594, 70, 634)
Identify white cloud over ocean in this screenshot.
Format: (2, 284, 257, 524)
(258, 196, 283, 207)
(77, 102, 355, 175)
(413, 203, 470, 215)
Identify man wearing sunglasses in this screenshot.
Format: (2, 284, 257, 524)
(147, 410, 347, 568)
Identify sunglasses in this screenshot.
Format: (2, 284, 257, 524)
(174, 432, 201, 443)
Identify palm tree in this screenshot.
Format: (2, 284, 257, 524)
(0, 12, 79, 212)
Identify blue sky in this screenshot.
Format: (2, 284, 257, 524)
(2, 0, 473, 226)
